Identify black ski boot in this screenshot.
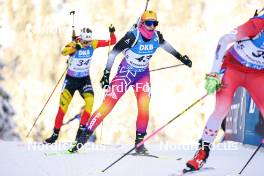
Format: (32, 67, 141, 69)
(44, 128, 60, 144)
(135, 131, 148, 154)
(68, 127, 92, 153)
(75, 125, 87, 141)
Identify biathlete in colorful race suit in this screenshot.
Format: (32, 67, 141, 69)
(44, 25, 116, 144)
(186, 12, 264, 171)
(68, 10, 192, 153)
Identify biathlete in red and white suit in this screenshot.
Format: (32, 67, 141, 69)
(186, 13, 264, 171)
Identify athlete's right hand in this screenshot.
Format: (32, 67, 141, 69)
(109, 24, 115, 33)
(100, 69, 110, 89)
(180, 55, 192, 67)
(75, 42, 82, 50)
(204, 73, 222, 95)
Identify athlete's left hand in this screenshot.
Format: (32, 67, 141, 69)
(180, 55, 192, 67)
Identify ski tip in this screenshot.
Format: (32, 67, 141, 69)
(65, 150, 73, 154)
(173, 169, 191, 176)
(176, 166, 215, 175)
(174, 167, 194, 176)
(43, 150, 77, 156)
(174, 171, 184, 176)
(95, 169, 104, 174)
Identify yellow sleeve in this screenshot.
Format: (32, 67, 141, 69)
(61, 41, 77, 56)
(91, 40, 98, 49)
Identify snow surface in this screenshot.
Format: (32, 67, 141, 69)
(0, 141, 263, 176)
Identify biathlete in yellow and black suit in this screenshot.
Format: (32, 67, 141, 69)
(44, 25, 116, 144)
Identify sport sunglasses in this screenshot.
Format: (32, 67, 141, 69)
(144, 20, 159, 27)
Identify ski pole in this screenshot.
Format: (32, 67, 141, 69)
(131, 0, 150, 30)
(99, 34, 112, 144)
(101, 94, 208, 172)
(26, 66, 68, 137)
(99, 120, 104, 144)
(70, 11, 76, 40)
(144, 0, 150, 11)
(238, 140, 263, 175)
(139, 0, 150, 24)
(150, 64, 184, 72)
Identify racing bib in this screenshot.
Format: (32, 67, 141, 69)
(232, 39, 264, 70)
(67, 47, 94, 77)
(123, 29, 159, 72)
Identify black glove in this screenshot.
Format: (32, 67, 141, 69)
(75, 43, 82, 50)
(100, 69, 110, 89)
(109, 24, 115, 33)
(179, 55, 192, 68)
